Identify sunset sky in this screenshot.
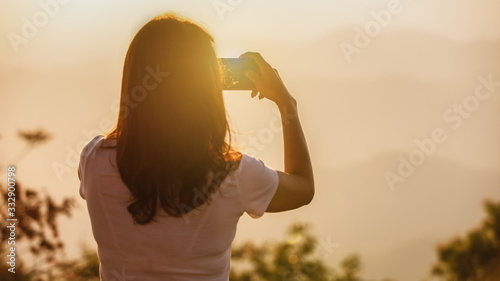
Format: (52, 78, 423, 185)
(1, 1, 499, 280)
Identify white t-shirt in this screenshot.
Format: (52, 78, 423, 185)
(78, 135, 279, 281)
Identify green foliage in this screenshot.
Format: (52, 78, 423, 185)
(0, 180, 75, 261)
(0, 263, 37, 281)
(431, 200, 500, 281)
(0, 129, 75, 280)
(336, 254, 362, 281)
(56, 247, 100, 281)
(230, 222, 333, 281)
(229, 222, 393, 281)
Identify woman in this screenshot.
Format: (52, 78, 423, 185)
(78, 13, 314, 280)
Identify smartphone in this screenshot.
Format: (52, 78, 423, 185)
(219, 58, 260, 90)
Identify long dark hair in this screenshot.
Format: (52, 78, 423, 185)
(104, 13, 241, 224)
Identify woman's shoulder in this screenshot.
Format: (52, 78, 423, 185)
(80, 135, 116, 161)
(238, 153, 269, 168)
(232, 153, 277, 180)
(81, 135, 105, 153)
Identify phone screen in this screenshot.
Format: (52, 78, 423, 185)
(219, 58, 259, 90)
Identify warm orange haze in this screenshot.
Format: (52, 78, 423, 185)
(0, 0, 499, 280)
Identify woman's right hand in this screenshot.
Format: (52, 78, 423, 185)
(240, 52, 296, 108)
(241, 52, 314, 213)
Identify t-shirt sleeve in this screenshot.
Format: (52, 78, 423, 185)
(78, 135, 104, 200)
(236, 154, 279, 219)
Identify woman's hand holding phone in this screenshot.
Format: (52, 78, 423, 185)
(240, 51, 314, 213)
(240, 52, 296, 110)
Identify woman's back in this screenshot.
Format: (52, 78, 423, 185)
(79, 135, 278, 280)
(79, 12, 314, 280)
